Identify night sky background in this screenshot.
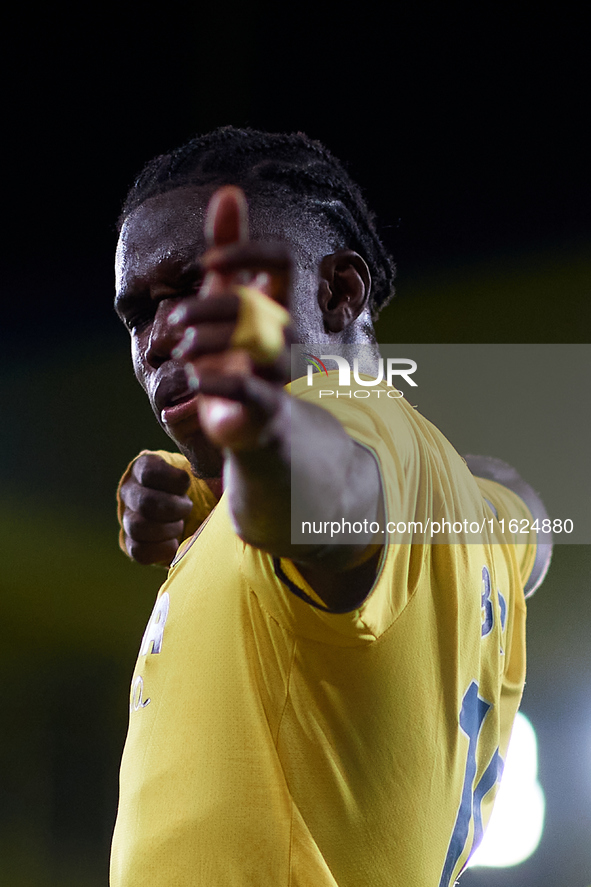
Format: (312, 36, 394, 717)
(1, 5, 590, 885)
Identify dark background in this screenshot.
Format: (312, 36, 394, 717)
(1, 4, 589, 885)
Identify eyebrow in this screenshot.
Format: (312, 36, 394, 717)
(114, 259, 146, 310)
(114, 260, 205, 314)
(114, 288, 144, 317)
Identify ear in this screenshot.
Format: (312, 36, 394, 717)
(318, 250, 371, 333)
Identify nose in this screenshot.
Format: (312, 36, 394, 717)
(145, 300, 181, 369)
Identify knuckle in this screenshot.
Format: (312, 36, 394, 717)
(119, 479, 136, 506)
(136, 488, 190, 522)
(135, 454, 165, 487)
(126, 540, 153, 565)
(124, 513, 185, 543)
(166, 520, 185, 540)
(163, 467, 191, 496)
(157, 540, 180, 567)
(172, 466, 192, 488)
(176, 495, 194, 519)
(137, 488, 161, 516)
(123, 512, 151, 540)
(126, 538, 178, 567)
(122, 511, 141, 537)
(135, 455, 191, 495)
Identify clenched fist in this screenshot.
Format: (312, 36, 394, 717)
(118, 453, 194, 566)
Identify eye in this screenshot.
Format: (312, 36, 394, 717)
(124, 305, 156, 333)
(178, 266, 205, 294)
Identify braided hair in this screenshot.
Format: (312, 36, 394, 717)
(118, 126, 395, 318)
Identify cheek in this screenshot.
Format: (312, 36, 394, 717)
(131, 338, 150, 394)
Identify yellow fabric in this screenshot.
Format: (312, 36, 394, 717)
(111, 373, 533, 886)
(116, 449, 217, 557)
(230, 284, 290, 364)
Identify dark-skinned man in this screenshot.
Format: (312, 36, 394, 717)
(111, 127, 551, 887)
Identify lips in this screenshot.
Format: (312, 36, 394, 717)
(154, 373, 199, 427)
(161, 393, 200, 427)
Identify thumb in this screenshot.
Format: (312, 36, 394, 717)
(205, 185, 249, 248)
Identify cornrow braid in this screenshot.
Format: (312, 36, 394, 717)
(118, 126, 395, 318)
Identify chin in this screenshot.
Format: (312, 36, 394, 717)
(165, 424, 224, 479)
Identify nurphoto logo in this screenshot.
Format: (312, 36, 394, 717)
(304, 352, 417, 398)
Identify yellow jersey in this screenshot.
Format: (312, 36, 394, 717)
(111, 373, 535, 886)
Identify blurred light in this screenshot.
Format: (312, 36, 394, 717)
(468, 712, 545, 868)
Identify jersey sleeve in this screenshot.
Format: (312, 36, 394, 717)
(473, 477, 538, 589)
(116, 449, 218, 557)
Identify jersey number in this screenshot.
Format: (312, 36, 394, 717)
(438, 681, 503, 886)
(481, 566, 494, 637)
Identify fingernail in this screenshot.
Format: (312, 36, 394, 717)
(169, 305, 187, 324)
(185, 363, 200, 392)
(253, 271, 271, 290)
(171, 327, 196, 359)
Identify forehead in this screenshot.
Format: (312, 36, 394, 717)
(115, 187, 211, 289)
(115, 185, 338, 292)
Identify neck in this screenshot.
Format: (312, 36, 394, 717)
(202, 476, 224, 500)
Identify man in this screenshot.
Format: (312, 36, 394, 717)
(112, 127, 551, 886)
